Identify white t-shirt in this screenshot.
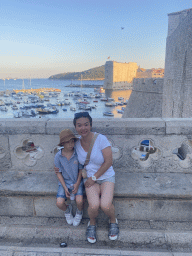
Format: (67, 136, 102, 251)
(75, 133, 115, 180)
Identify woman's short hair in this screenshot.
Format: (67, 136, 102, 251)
(73, 112, 92, 127)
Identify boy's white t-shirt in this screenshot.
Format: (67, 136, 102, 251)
(75, 133, 115, 180)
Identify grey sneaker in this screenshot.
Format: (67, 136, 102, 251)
(64, 204, 73, 225)
(73, 209, 83, 226)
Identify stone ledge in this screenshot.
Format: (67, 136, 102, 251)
(1, 171, 192, 221)
(0, 118, 166, 135)
(1, 170, 192, 199)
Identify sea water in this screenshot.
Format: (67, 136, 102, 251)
(0, 78, 132, 119)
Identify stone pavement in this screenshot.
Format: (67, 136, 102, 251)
(1, 245, 192, 256)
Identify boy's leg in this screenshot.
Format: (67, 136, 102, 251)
(56, 197, 67, 211)
(56, 186, 74, 225)
(75, 195, 83, 211)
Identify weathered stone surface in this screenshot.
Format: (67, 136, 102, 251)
(0, 197, 34, 216)
(46, 119, 74, 135)
(0, 119, 47, 134)
(0, 135, 11, 171)
(164, 118, 192, 135)
(162, 9, 192, 118)
(0, 171, 58, 196)
(123, 78, 163, 118)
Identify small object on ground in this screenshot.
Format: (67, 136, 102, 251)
(60, 242, 67, 247)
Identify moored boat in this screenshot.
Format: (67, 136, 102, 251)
(103, 111, 114, 116)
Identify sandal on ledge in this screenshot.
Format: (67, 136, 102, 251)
(86, 221, 97, 244)
(108, 218, 119, 241)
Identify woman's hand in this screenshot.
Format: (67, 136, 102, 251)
(54, 166, 59, 174)
(73, 182, 79, 194)
(84, 177, 95, 188)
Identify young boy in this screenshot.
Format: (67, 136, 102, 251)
(54, 129, 84, 226)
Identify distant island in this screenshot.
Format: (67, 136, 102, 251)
(49, 65, 105, 80)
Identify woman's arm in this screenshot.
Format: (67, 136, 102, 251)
(84, 146, 112, 188)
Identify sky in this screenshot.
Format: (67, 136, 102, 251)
(1, 0, 191, 79)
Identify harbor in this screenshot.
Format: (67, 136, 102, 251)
(0, 79, 132, 119)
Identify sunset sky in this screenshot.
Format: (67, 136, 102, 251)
(1, 0, 191, 78)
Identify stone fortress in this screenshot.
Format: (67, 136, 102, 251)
(104, 61, 164, 91)
(1, 8, 192, 250)
(104, 61, 138, 90)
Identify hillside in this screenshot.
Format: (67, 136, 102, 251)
(49, 65, 105, 80)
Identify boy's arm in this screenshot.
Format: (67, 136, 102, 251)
(56, 172, 70, 198)
(73, 169, 82, 194)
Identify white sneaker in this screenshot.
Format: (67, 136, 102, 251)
(73, 209, 83, 226)
(64, 204, 73, 225)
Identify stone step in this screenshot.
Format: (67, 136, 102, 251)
(1, 216, 192, 252)
(1, 170, 192, 222)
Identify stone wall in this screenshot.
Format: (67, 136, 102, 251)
(162, 8, 192, 117)
(2, 118, 192, 221)
(1, 118, 192, 173)
(123, 78, 163, 118)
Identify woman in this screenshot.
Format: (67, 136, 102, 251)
(73, 112, 119, 244)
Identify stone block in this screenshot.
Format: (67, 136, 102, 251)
(46, 119, 74, 135)
(0, 197, 34, 216)
(0, 119, 47, 134)
(164, 118, 192, 135)
(95, 118, 165, 135)
(0, 171, 58, 196)
(34, 197, 64, 217)
(0, 135, 11, 170)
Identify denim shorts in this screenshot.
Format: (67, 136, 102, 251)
(56, 180, 84, 200)
(84, 175, 115, 185)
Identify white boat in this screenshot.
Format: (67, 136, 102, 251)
(103, 111, 114, 116)
(100, 97, 108, 101)
(105, 102, 116, 107)
(117, 109, 124, 114)
(12, 105, 18, 110)
(0, 106, 8, 111)
(0, 100, 5, 106)
(70, 106, 76, 111)
(107, 98, 115, 102)
(13, 111, 22, 118)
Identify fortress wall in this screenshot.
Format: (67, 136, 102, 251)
(122, 78, 163, 118)
(162, 8, 192, 118)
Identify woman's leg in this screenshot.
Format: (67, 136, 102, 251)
(56, 197, 67, 211)
(100, 181, 116, 223)
(85, 183, 101, 225)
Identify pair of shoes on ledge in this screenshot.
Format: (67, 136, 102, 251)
(64, 204, 83, 226)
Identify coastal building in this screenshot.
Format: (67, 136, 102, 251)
(136, 68, 164, 79)
(104, 61, 138, 90)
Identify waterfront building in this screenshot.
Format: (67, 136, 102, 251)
(104, 61, 138, 90)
